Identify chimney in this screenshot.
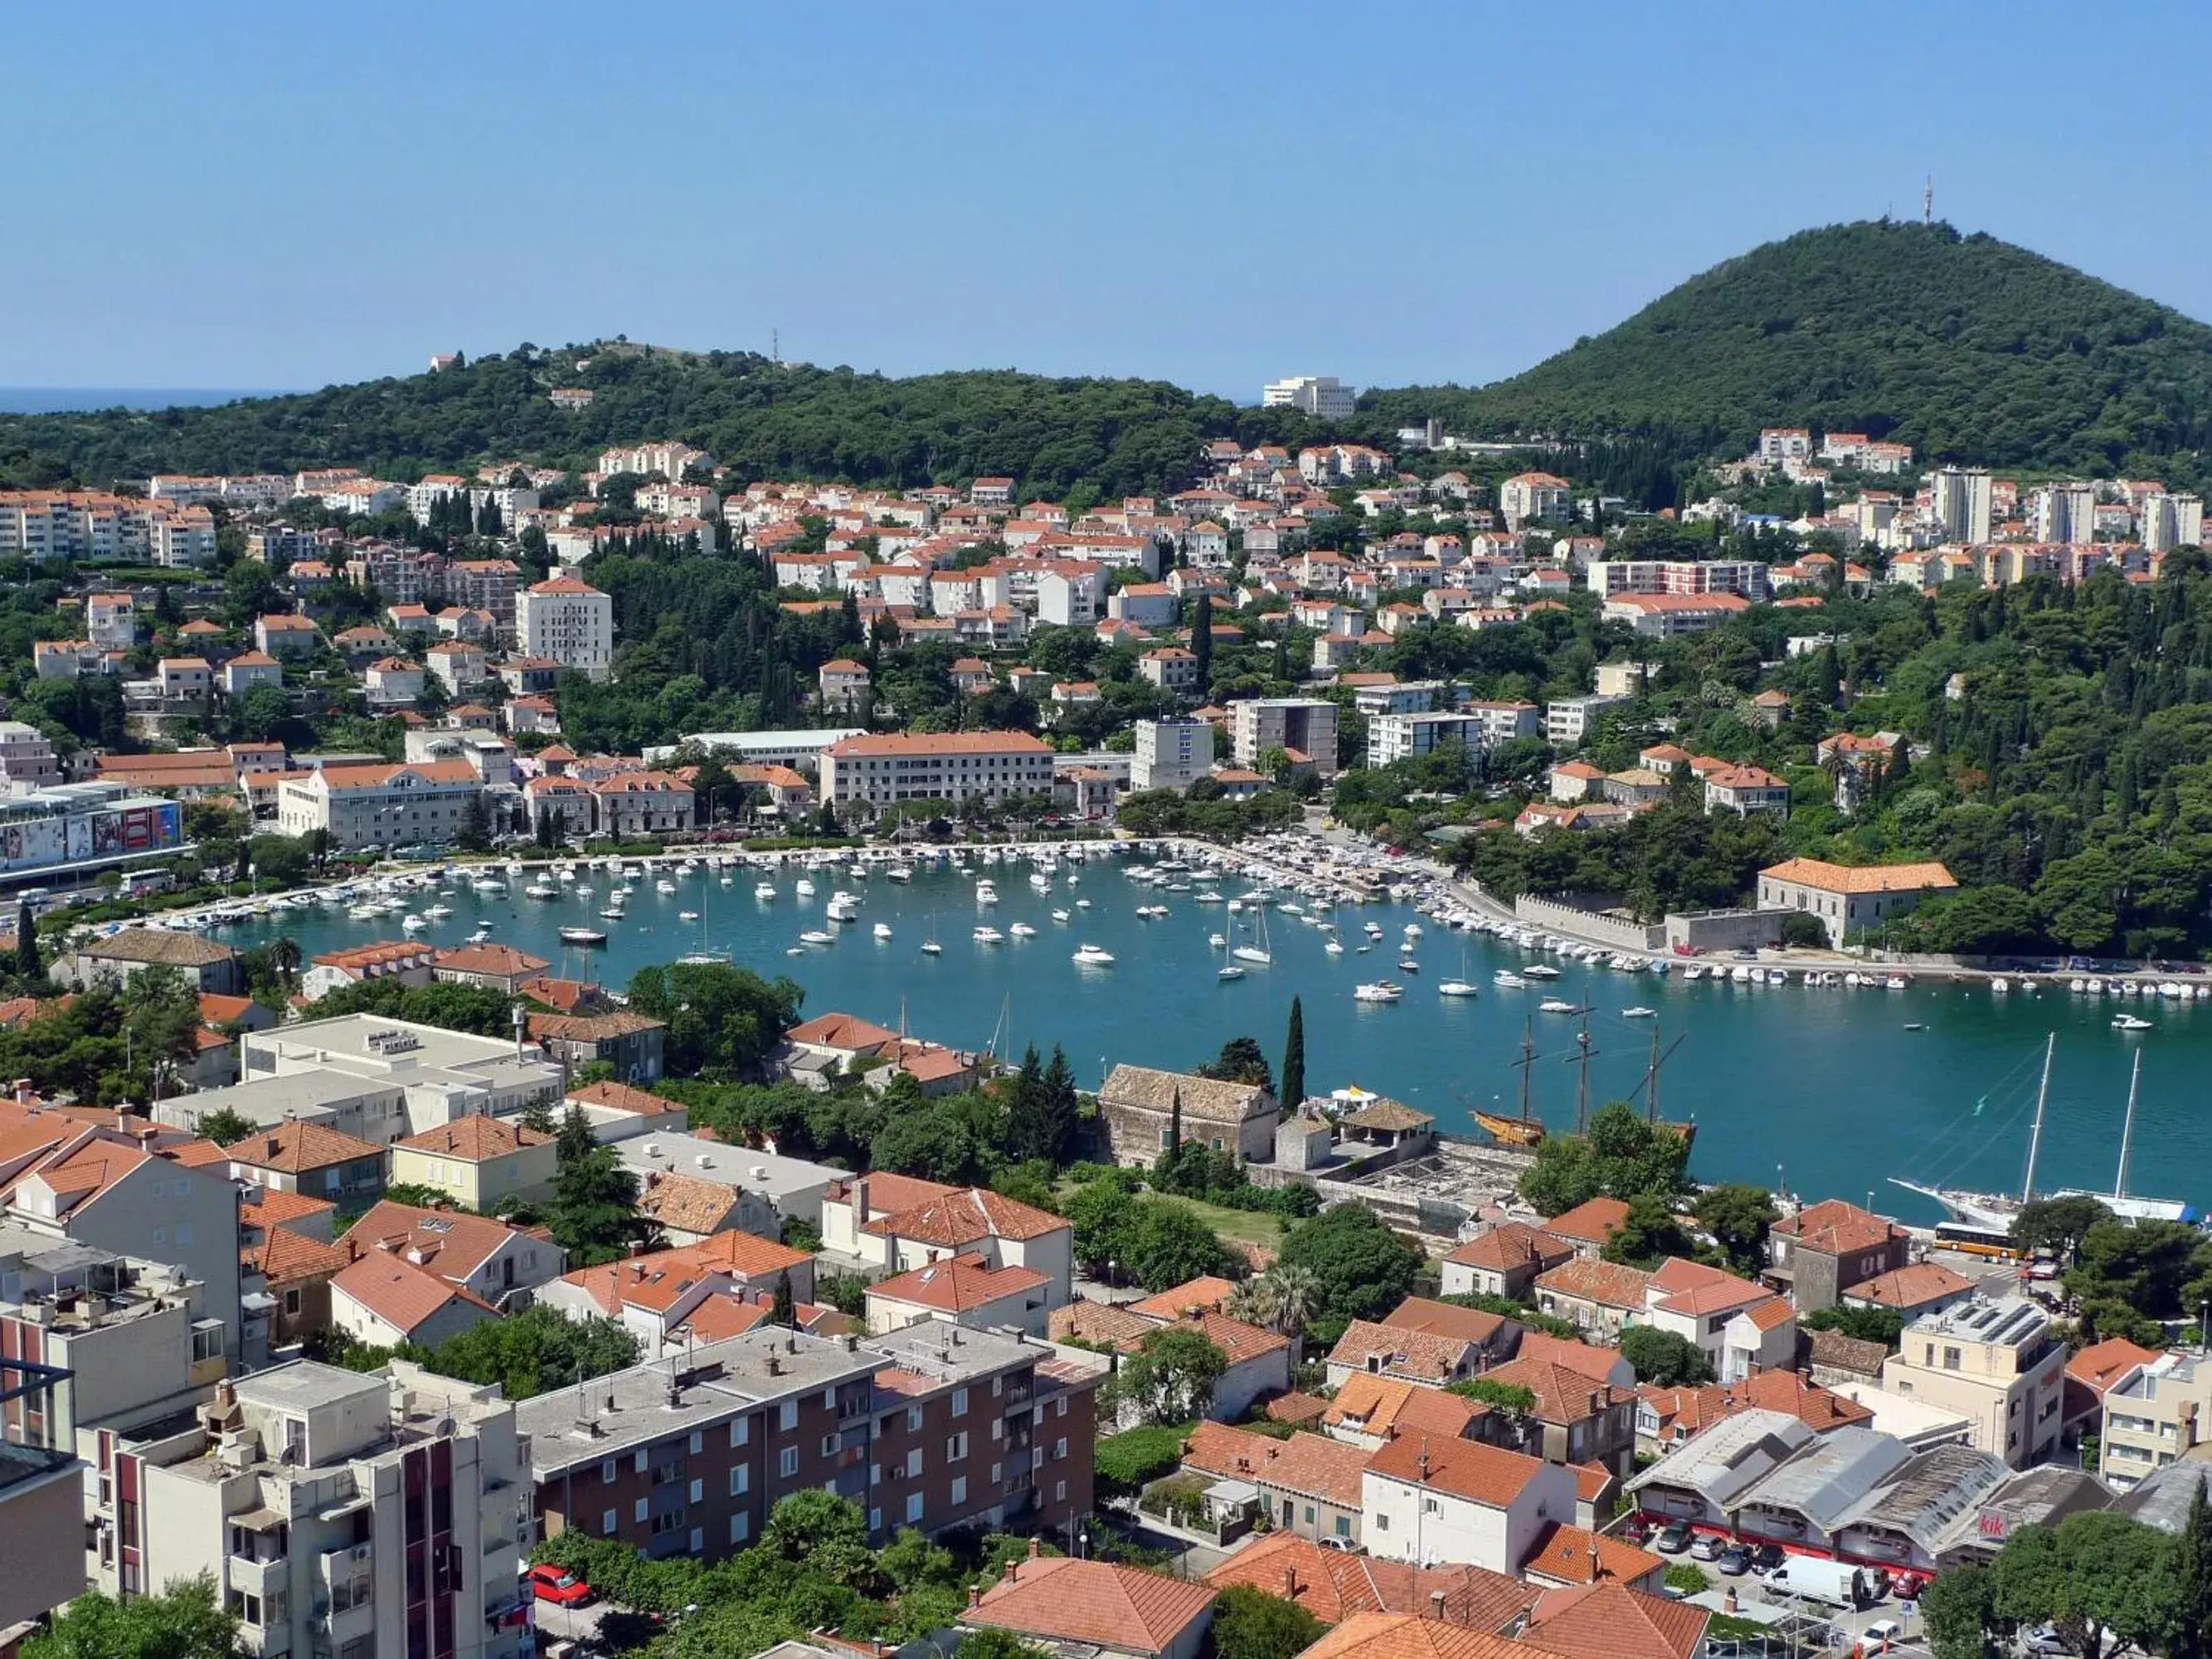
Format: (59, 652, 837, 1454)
(1284, 1566, 1298, 1599)
(1004, 1559, 1018, 1584)
(969, 1585, 982, 1609)
(853, 1174, 870, 1222)
(1028, 1538, 1042, 1559)
(1429, 1593, 1446, 1620)
(630, 1240, 645, 1258)
(1723, 1587, 1739, 1615)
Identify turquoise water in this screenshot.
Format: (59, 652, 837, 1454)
(225, 858, 2212, 1221)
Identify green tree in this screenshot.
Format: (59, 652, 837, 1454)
(1989, 1509, 2176, 1658)
(1277, 1203, 1422, 1343)
(1209, 1584, 1326, 1659)
(12, 902, 39, 980)
(1279, 996, 1305, 1109)
(1801, 1305, 1903, 1349)
(1918, 1559, 1999, 1659)
(547, 1107, 640, 1265)
(1692, 1184, 1780, 1276)
(1110, 1325, 1228, 1423)
(1618, 1326, 1714, 1387)
(1007, 1043, 1079, 1166)
(195, 1107, 258, 1147)
(2010, 1194, 2113, 1263)
(1189, 597, 1213, 693)
(27, 1575, 241, 1659)
(1600, 1193, 1699, 1268)
(1519, 1102, 1690, 1214)
(626, 961, 803, 1078)
(2173, 1478, 2212, 1659)
(771, 1269, 795, 1327)
(1197, 1034, 1273, 1094)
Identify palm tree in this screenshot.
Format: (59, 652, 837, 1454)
(1227, 1277, 1283, 1331)
(1262, 1262, 1324, 1341)
(269, 935, 303, 988)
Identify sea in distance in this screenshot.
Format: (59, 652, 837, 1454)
(225, 854, 2208, 1224)
(0, 387, 293, 414)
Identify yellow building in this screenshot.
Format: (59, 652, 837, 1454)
(389, 1114, 557, 1211)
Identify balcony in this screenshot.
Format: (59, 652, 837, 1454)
(230, 1551, 289, 1601)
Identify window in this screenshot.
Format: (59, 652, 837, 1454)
(906, 1493, 924, 1524)
(191, 1325, 223, 1364)
(634, 1449, 649, 1474)
(601, 1459, 617, 1484)
(1423, 1497, 1440, 1515)
(991, 1462, 1002, 1484)
(1054, 1481, 1067, 1503)
(780, 1447, 800, 1479)
(649, 1511, 683, 1537)
(1055, 1397, 1067, 1418)
(730, 1418, 750, 1448)
(688, 1479, 702, 1503)
(689, 1526, 702, 1553)
(730, 1466, 750, 1496)
(951, 1477, 967, 1506)
(688, 1431, 703, 1454)
(869, 1508, 882, 1535)
(1304, 1506, 1316, 1525)
(820, 1433, 842, 1457)
(779, 1401, 800, 1432)
(283, 1289, 301, 1316)
(906, 1406, 922, 1433)
(1376, 1514, 1390, 1532)
(634, 1498, 648, 1523)
(1054, 1438, 1067, 1461)
(1943, 1347, 1962, 1371)
(730, 1513, 751, 1546)
(946, 1432, 968, 1462)
(1334, 1515, 1352, 1539)
(950, 1388, 968, 1418)
(906, 1448, 923, 1478)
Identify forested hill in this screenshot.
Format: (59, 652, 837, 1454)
(1363, 221, 2212, 479)
(0, 343, 1316, 499)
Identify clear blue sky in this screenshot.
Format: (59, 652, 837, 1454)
(9, 0, 2210, 398)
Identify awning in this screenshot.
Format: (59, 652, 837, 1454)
(232, 1506, 287, 1531)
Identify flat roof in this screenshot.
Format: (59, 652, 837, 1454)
(614, 1133, 842, 1196)
(865, 1320, 1054, 1387)
(236, 1360, 387, 1413)
(165, 1068, 400, 1126)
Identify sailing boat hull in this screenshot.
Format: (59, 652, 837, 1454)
(1475, 1111, 1545, 1147)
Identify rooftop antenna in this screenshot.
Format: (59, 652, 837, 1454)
(1923, 176, 1934, 226)
(771, 328, 780, 364)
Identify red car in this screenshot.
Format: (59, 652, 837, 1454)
(529, 1564, 595, 1608)
(1889, 1570, 1928, 1602)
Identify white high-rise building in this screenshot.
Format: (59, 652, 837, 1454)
(1931, 467, 1994, 545)
(2143, 492, 2204, 554)
(2027, 483, 2097, 547)
(1133, 718, 1212, 791)
(1230, 698, 1339, 776)
(1262, 376, 1357, 421)
(517, 576, 614, 681)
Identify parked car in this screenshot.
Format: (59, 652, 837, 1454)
(1862, 1619, 1903, 1647)
(1889, 1570, 1928, 1601)
(529, 1565, 595, 1608)
(1748, 1542, 1786, 1573)
(1715, 1545, 1750, 1577)
(2022, 1630, 2072, 1657)
(1656, 1523, 1693, 1554)
(1689, 1535, 1723, 1562)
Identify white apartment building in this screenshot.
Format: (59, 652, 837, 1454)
(96, 1362, 528, 1659)
(275, 759, 484, 850)
(517, 577, 614, 680)
(1360, 1434, 1574, 1574)
(819, 731, 1057, 810)
(1035, 568, 1102, 627)
(1262, 376, 1358, 421)
(2101, 1353, 2212, 1491)
(594, 440, 711, 481)
(2027, 483, 2098, 547)
(1881, 1296, 2066, 1468)
(0, 492, 216, 566)
(1133, 718, 1213, 791)
(1498, 473, 1570, 531)
(2143, 492, 2205, 554)
(1230, 698, 1339, 775)
(1930, 467, 1994, 545)
(1367, 711, 1491, 768)
(1544, 692, 1630, 747)
(0, 720, 64, 791)
(1586, 560, 1767, 601)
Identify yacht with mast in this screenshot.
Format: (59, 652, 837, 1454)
(1891, 1037, 2195, 1228)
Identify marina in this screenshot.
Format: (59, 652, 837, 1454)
(168, 838, 2212, 1223)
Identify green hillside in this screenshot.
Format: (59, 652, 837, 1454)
(0, 343, 1315, 500)
(1364, 221, 2212, 479)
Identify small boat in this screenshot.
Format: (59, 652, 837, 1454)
(887, 865, 913, 883)
(786, 946, 805, 956)
(466, 927, 492, 944)
(1475, 1110, 1545, 1147)
(826, 893, 861, 922)
(1053, 908, 1072, 923)
(1009, 922, 1038, 937)
(973, 927, 1004, 943)
(1325, 940, 1345, 956)
(921, 940, 943, 956)
(1991, 978, 2010, 994)
(679, 949, 732, 965)
(976, 881, 999, 905)
(1218, 966, 1246, 982)
(401, 912, 427, 932)
(1904, 1022, 1927, 1032)
(423, 903, 451, 919)
(1077, 898, 1092, 910)
(1622, 1006, 1656, 1019)
(1398, 958, 1420, 972)
(525, 882, 560, 900)
(559, 927, 607, 946)
(1438, 980, 1478, 998)
(1403, 922, 1423, 939)
(2113, 1014, 2154, 1031)
(1886, 976, 1909, 990)
(678, 910, 699, 922)
(1539, 998, 1578, 1014)
(1354, 980, 1403, 1003)
(1072, 943, 1115, 966)
(795, 878, 816, 898)
(1495, 971, 1528, 989)
(800, 930, 835, 946)
(873, 922, 893, 940)
(1523, 963, 1561, 980)
(600, 907, 625, 920)
(755, 883, 777, 900)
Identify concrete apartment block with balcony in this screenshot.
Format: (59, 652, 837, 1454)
(1881, 1296, 2066, 1468)
(2101, 1352, 2212, 1491)
(95, 1362, 528, 1659)
(0, 1350, 85, 1637)
(1133, 717, 1213, 791)
(517, 577, 614, 681)
(1230, 698, 1339, 776)
(520, 1328, 882, 1559)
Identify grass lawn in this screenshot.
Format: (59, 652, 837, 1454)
(1151, 1192, 1283, 1250)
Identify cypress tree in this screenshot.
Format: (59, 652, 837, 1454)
(1167, 1087, 1183, 1157)
(13, 903, 37, 981)
(771, 1269, 795, 1328)
(1280, 996, 1305, 1109)
(1189, 599, 1213, 695)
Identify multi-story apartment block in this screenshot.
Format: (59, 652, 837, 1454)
(1133, 718, 1213, 791)
(516, 577, 614, 681)
(820, 732, 1057, 810)
(1930, 467, 1995, 545)
(1230, 698, 1339, 776)
(1262, 376, 1357, 421)
(2099, 1352, 2212, 1491)
(1882, 1297, 2066, 1468)
(2027, 483, 2098, 547)
(1585, 560, 1767, 601)
(593, 441, 711, 483)
(1544, 692, 1630, 747)
(0, 492, 216, 566)
(0, 720, 63, 791)
(2142, 492, 2205, 555)
(0, 1346, 85, 1633)
(275, 760, 484, 851)
(445, 560, 521, 632)
(1365, 711, 1491, 769)
(1497, 473, 1570, 530)
(92, 1362, 529, 1659)
(588, 771, 696, 838)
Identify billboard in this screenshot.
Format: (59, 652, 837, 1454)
(0, 819, 66, 873)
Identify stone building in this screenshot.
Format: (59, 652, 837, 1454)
(1097, 1064, 1277, 1166)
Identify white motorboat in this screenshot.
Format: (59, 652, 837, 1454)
(795, 878, 816, 898)
(921, 939, 943, 956)
(1072, 943, 1115, 966)
(655, 879, 678, 895)
(1325, 940, 1344, 956)
(799, 930, 835, 946)
(1354, 981, 1403, 1003)
(976, 880, 999, 905)
(1523, 963, 1561, 980)
(1053, 909, 1072, 923)
(1218, 966, 1246, 981)
(755, 883, 777, 900)
(559, 927, 607, 946)
(1623, 1005, 1657, 1019)
(2113, 1014, 2154, 1031)
(1438, 980, 1478, 997)
(466, 927, 491, 944)
(1009, 922, 1038, 937)
(1539, 998, 1578, 1014)
(401, 912, 427, 932)
(678, 910, 699, 922)
(1494, 971, 1527, 988)
(826, 893, 861, 922)
(423, 903, 451, 919)
(973, 927, 1004, 943)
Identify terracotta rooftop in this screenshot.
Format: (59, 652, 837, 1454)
(966, 1556, 1216, 1656)
(1847, 1261, 1973, 1309)
(1128, 1276, 1238, 1321)
(1534, 1257, 1653, 1311)
(1773, 1197, 1904, 1257)
(1328, 1319, 1477, 1384)
(1180, 1421, 1370, 1509)
(1523, 1581, 1709, 1659)
(634, 1170, 741, 1238)
(1203, 1537, 1530, 1632)
(1322, 1373, 1486, 1443)
(1295, 1612, 1522, 1659)
(1541, 1196, 1631, 1247)
(1443, 1222, 1573, 1277)
(342, 1199, 538, 1282)
(1521, 1521, 1668, 1589)
(1480, 1356, 1632, 1426)
(1380, 1296, 1510, 1349)
(567, 1079, 686, 1117)
(1364, 1429, 1549, 1509)
(394, 1115, 551, 1161)
(860, 1186, 1066, 1247)
(229, 1121, 386, 1176)
(332, 1253, 498, 1337)
(870, 1253, 1049, 1314)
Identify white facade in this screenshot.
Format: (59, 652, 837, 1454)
(1930, 468, 1994, 545)
(819, 731, 1058, 809)
(2143, 492, 2205, 554)
(1544, 693, 1630, 747)
(1262, 376, 1357, 421)
(275, 761, 484, 850)
(1133, 718, 1213, 791)
(517, 578, 615, 681)
(1230, 698, 1339, 775)
(1366, 711, 1490, 768)
(1360, 1456, 1573, 1574)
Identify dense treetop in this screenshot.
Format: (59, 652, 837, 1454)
(1364, 221, 2212, 481)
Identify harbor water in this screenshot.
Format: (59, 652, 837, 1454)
(219, 853, 2212, 1221)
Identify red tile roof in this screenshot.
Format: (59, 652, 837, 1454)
(1181, 1422, 1371, 1509)
(1542, 1197, 1631, 1247)
(1203, 1536, 1530, 1630)
(870, 1253, 1048, 1314)
(1364, 1430, 1549, 1508)
(967, 1557, 1215, 1656)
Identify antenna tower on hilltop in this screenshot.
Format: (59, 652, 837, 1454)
(1923, 176, 1934, 225)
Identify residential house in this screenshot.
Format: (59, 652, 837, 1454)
(330, 1253, 503, 1349)
(1765, 1198, 1913, 1312)
(964, 1556, 1213, 1659)
(1361, 1433, 1576, 1574)
(865, 1253, 1054, 1338)
(1881, 1296, 2067, 1468)
(226, 1121, 389, 1209)
(1440, 1223, 1574, 1301)
(389, 1115, 558, 1212)
(1180, 1420, 1371, 1547)
(1476, 1354, 1639, 1476)
(1097, 1063, 1277, 1166)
